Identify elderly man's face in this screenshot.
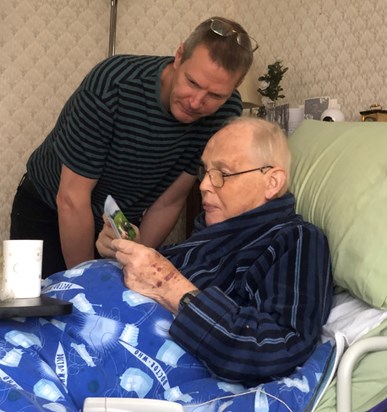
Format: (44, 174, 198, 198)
(200, 123, 271, 226)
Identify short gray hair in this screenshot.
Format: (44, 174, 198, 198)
(226, 117, 291, 189)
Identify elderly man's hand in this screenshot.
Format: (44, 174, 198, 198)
(112, 239, 197, 314)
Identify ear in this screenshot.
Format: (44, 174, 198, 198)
(264, 168, 287, 200)
(173, 43, 184, 69)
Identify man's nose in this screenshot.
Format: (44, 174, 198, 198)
(190, 91, 206, 109)
(199, 172, 212, 191)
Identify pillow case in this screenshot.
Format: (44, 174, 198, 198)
(288, 119, 387, 309)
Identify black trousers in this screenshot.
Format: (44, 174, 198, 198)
(10, 174, 67, 278)
(10, 174, 100, 279)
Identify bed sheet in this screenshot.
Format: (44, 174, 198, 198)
(0, 259, 335, 412)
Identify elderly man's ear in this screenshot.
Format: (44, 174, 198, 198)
(264, 167, 288, 200)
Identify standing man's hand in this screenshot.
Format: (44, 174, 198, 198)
(96, 214, 140, 258)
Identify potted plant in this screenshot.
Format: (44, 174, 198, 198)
(257, 60, 289, 133)
(257, 60, 288, 108)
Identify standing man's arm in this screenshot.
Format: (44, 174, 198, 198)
(139, 172, 197, 248)
(56, 165, 97, 269)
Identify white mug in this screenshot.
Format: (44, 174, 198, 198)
(2, 240, 43, 299)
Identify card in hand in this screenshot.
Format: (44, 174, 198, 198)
(104, 195, 136, 240)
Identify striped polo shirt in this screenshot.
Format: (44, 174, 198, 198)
(27, 55, 242, 231)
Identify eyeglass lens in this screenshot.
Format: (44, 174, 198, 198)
(211, 19, 233, 36)
(198, 167, 224, 188)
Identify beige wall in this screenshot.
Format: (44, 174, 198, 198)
(1, 0, 386, 249)
(238, 0, 387, 116)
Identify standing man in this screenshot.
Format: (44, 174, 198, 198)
(10, 17, 258, 277)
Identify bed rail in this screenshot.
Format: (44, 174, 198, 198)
(336, 336, 387, 412)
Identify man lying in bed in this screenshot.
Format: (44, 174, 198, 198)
(96, 116, 333, 384)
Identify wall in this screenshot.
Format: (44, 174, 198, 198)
(1, 0, 109, 252)
(1, 0, 386, 249)
(238, 0, 387, 119)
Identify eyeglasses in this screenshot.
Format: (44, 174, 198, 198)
(210, 18, 259, 53)
(198, 165, 273, 188)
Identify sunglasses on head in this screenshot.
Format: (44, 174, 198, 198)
(209, 18, 259, 53)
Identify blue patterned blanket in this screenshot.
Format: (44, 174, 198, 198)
(0, 260, 334, 411)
